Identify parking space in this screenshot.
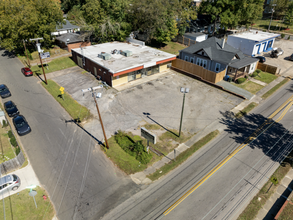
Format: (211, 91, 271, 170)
(52, 69, 243, 140)
(261, 39, 293, 76)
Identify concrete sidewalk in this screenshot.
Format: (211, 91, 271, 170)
(130, 75, 288, 184)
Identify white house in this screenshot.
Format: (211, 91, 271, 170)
(51, 20, 80, 36)
(183, 32, 208, 42)
(227, 31, 280, 56)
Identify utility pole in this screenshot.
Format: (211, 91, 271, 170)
(93, 91, 109, 149)
(23, 39, 30, 68)
(179, 87, 189, 137)
(30, 38, 47, 84)
(81, 86, 109, 149)
(268, 4, 277, 31)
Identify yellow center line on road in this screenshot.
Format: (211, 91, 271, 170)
(163, 95, 293, 216)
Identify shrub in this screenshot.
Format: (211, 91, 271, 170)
(10, 136, 17, 147)
(281, 33, 285, 38)
(2, 120, 8, 128)
(237, 78, 246, 84)
(288, 36, 291, 40)
(15, 147, 20, 155)
(8, 130, 13, 138)
(228, 77, 232, 82)
(256, 69, 261, 73)
(114, 130, 152, 164)
(252, 71, 258, 77)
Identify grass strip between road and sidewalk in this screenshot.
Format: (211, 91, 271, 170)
(237, 162, 292, 220)
(0, 186, 54, 220)
(147, 130, 220, 181)
(262, 78, 290, 99)
(235, 102, 258, 118)
(42, 79, 91, 122)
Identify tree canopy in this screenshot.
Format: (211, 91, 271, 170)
(199, 0, 263, 35)
(0, 0, 64, 52)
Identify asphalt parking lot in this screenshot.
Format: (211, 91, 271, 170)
(261, 38, 293, 76)
(52, 69, 243, 141)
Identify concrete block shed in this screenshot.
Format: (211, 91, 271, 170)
(227, 30, 280, 56)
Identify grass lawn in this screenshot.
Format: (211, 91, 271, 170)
(147, 130, 220, 181)
(253, 19, 293, 34)
(235, 102, 258, 118)
(147, 41, 187, 55)
(30, 57, 76, 75)
(0, 186, 54, 220)
(253, 71, 278, 84)
(262, 78, 290, 99)
(233, 81, 264, 94)
(42, 80, 91, 122)
(237, 162, 292, 220)
(0, 126, 16, 163)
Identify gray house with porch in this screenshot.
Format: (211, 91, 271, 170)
(179, 37, 259, 81)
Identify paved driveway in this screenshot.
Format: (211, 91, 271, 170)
(261, 39, 293, 76)
(52, 69, 243, 140)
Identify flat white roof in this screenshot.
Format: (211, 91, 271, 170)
(230, 31, 280, 42)
(72, 41, 176, 74)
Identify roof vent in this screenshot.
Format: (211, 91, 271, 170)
(98, 53, 111, 60)
(120, 50, 133, 57)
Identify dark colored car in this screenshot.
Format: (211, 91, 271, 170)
(289, 54, 293, 61)
(255, 56, 266, 63)
(13, 115, 31, 136)
(21, 67, 33, 76)
(0, 84, 11, 98)
(4, 101, 19, 117)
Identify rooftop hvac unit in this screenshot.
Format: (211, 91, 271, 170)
(98, 53, 111, 60)
(120, 50, 133, 57)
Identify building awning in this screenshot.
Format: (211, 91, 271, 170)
(229, 57, 258, 69)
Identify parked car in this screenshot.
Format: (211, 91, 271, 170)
(4, 101, 19, 117)
(21, 67, 33, 76)
(255, 56, 266, 63)
(270, 48, 284, 58)
(0, 174, 21, 194)
(289, 53, 293, 61)
(13, 115, 31, 136)
(0, 84, 11, 98)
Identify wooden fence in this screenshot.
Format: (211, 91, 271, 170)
(173, 35, 197, 46)
(257, 62, 278, 75)
(172, 59, 226, 83)
(0, 151, 25, 174)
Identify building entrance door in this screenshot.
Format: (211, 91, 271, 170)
(128, 71, 136, 81)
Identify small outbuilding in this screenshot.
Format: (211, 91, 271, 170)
(55, 33, 91, 52)
(227, 30, 280, 56)
(71, 38, 176, 87)
(183, 32, 208, 42)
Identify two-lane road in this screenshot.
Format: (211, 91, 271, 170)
(0, 50, 139, 219)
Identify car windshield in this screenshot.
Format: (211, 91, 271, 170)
(12, 175, 17, 181)
(5, 104, 15, 110)
(25, 69, 31, 72)
(0, 87, 7, 92)
(15, 118, 25, 128)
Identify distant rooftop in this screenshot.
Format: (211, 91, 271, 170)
(56, 20, 80, 31)
(72, 41, 176, 74)
(184, 32, 206, 37)
(55, 33, 84, 44)
(230, 31, 280, 42)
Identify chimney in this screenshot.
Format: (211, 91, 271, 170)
(221, 38, 225, 49)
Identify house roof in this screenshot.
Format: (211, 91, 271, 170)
(56, 20, 80, 31)
(72, 41, 176, 75)
(229, 31, 280, 42)
(184, 32, 206, 38)
(181, 37, 246, 65)
(229, 57, 258, 69)
(55, 33, 84, 44)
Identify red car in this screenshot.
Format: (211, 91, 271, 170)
(21, 67, 33, 76)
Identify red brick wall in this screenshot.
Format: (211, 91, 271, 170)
(68, 42, 91, 52)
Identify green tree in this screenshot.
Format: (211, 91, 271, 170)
(268, 0, 290, 19)
(237, 0, 263, 27)
(284, 2, 293, 28)
(0, 0, 64, 52)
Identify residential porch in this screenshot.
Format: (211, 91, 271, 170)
(226, 66, 249, 82)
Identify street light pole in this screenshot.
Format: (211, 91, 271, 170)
(30, 38, 47, 84)
(179, 87, 189, 137)
(23, 39, 30, 68)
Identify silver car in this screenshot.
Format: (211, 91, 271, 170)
(0, 174, 21, 194)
